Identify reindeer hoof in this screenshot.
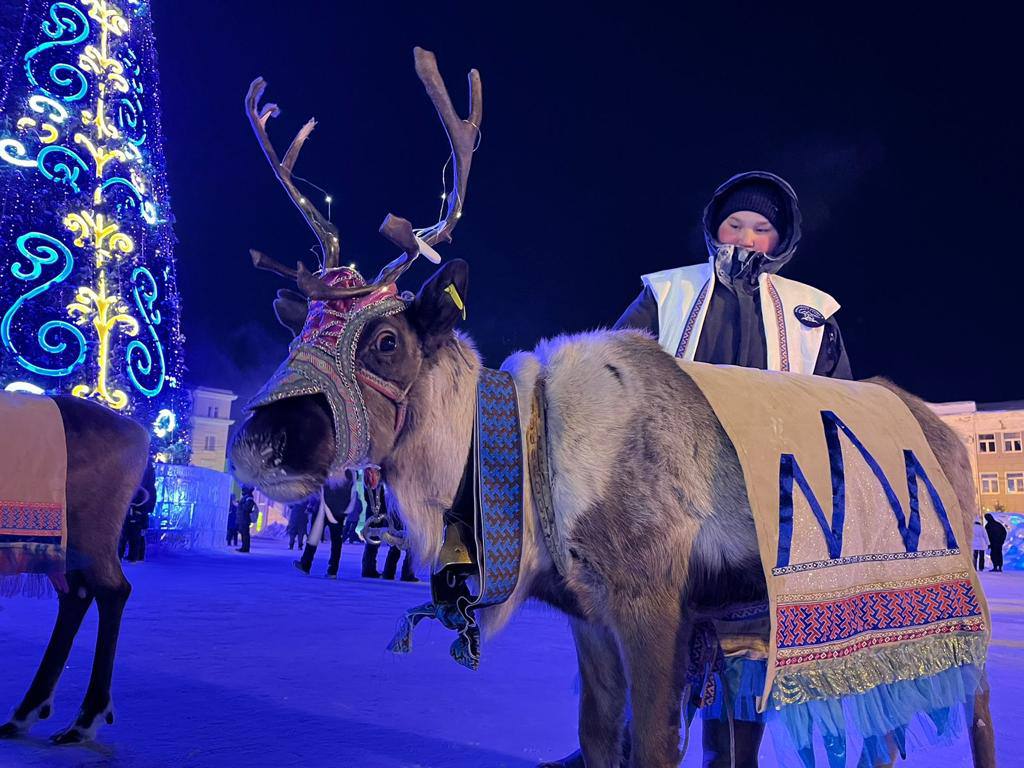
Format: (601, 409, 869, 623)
(538, 751, 585, 768)
(0, 720, 26, 738)
(51, 701, 113, 745)
(51, 726, 88, 745)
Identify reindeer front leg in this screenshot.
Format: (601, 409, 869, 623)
(571, 618, 628, 768)
(0, 572, 94, 738)
(614, 588, 687, 768)
(968, 671, 996, 768)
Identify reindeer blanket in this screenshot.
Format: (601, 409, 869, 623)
(0, 393, 67, 597)
(680, 362, 989, 757)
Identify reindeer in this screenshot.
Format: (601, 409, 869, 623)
(230, 49, 996, 768)
(0, 396, 149, 744)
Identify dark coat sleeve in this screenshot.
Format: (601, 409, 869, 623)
(813, 316, 852, 379)
(613, 285, 660, 335)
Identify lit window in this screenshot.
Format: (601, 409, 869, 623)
(978, 434, 997, 453)
(1003, 432, 1022, 453)
(1008, 472, 1024, 494)
(980, 473, 999, 494)
(204, 436, 215, 451)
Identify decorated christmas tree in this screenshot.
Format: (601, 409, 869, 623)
(0, 0, 188, 460)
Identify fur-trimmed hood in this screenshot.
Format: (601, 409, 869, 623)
(702, 171, 803, 276)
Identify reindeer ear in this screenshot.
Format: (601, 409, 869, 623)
(409, 259, 469, 355)
(272, 288, 308, 338)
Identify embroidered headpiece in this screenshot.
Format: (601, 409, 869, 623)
(247, 267, 408, 471)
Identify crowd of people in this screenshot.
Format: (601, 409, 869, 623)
(223, 469, 419, 583)
(972, 513, 1009, 572)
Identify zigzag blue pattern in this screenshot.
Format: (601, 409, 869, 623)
(476, 369, 524, 607)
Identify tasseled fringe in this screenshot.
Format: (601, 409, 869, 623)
(0, 572, 55, 599)
(769, 662, 984, 767)
(772, 632, 988, 706)
(698, 636, 987, 766)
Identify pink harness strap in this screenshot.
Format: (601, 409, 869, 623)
(355, 369, 411, 435)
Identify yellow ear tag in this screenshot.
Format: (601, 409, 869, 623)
(444, 283, 467, 320)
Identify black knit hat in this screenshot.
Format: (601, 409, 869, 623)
(712, 179, 788, 237)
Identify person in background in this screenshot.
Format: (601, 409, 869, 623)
(287, 501, 310, 551)
(985, 513, 1008, 573)
(323, 475, 359, 579)
(360, 472, 418, 582)
(226, 495, 239, 547)
(293, 471, 358, 578)
(236, 487, 258, 553)
(972, 519, 988, 571)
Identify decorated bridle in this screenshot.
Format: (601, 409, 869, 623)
(243, 49, 522, 670)
(242, 47, 481, 472)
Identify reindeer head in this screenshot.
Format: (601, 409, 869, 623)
(230, 48, 480, 501)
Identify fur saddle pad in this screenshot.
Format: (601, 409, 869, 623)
(678, 362, 989, 713)
(0, 392, 68, 596)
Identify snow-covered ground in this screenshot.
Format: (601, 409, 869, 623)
(0, 540, 1020, 768)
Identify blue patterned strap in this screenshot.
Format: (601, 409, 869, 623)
(473, 368, 524, 609)
(386, 368, 524, 669)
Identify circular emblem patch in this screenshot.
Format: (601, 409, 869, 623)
(794, 305, 826, 328)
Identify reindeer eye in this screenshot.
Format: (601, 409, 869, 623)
(376, 331, 398, 353)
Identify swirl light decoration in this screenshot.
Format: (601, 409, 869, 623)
(0, 0, 187, 454)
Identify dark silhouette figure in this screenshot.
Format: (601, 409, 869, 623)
(294, 472, 357, 578)
(287, 501, 310, 550)
(226, 496, 239, 546)
(236, 487, 258, 553)
(985, 513, 1008, 573)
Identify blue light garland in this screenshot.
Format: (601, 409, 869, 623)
(1, 0, 188, 458)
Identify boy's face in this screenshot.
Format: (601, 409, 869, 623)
(717, 210, 780, 255)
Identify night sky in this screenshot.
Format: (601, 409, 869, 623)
(153, 2, 1022, 410)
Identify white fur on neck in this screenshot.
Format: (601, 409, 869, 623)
(385, 333, 480, 566)
(385, 337, 565, 639)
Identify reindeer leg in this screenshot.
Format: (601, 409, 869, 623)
(0, 572, 94, 738)
(573, 618, 628, 768)
(51, 568, 130, 745)
(968, 671, 996, 768)
(615, 589, 686, 768)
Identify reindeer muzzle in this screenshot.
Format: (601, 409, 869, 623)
(246, 292, 408, 473)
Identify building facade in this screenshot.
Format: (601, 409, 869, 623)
(930, 400, 1024, 514)
(189, 387, 238, 472)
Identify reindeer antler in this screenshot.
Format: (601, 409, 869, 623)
(247, 48, 482, 301)
(246, 77, 341, 273)
(369, 47, 482, 289)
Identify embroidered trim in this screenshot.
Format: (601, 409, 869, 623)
(776, 617, 986, 666)
(675, 279, 711, 359)
(772, 548, 962, 576)
(775, 578, 982, 651)
(388, 368, 525, 670)
(776, 571, 972, 603)
(766, 278, 790, 371)
(475, 368, 525, 607)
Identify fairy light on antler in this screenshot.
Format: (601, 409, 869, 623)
(246, 46, 482, 301)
